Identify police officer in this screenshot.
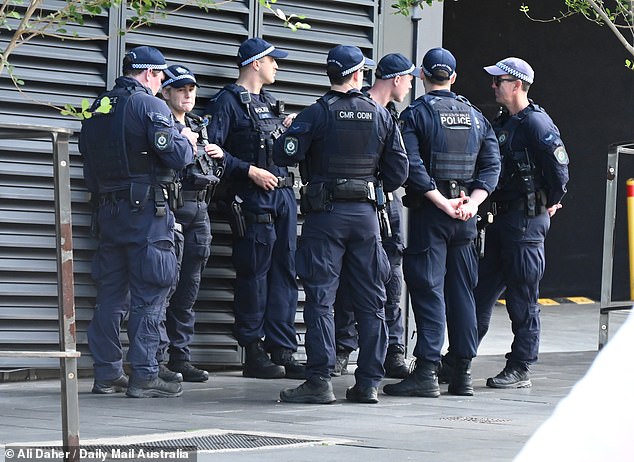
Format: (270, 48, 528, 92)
(475, 57, 569, 388)
(80, 46, 196, 398)
(159, 65, 225, 382)
(333, 53, 420, 379)
(204, 38, 304, 379)
(276, 45, 409, 404)
(383, 47, 500, 398)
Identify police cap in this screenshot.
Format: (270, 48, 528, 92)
(162, 65, 199, 89)
(422, 47, 456, 81)
(484, 57, 534, 84)
(376, 53, 421, 79)
(123, 46, 167, 72)
(327, 45, 376, 78)
(238, 38, 288, 67)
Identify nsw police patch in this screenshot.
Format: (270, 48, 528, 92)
(155, 131, 170, 151)
(284, 136, 299, 156)
(554, 146, 569, 165)
(497, 131, 509, 146)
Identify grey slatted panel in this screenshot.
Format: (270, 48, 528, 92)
(0, 0, 109, 368)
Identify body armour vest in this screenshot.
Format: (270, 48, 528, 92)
(220, 84, 286, 168)
(417, 94, 481, 181)
(306, 92, 382, 182)
(81, 85, 175, 187)
(495, 103, 545, 194)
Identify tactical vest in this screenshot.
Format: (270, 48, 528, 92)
(495, 103, 545, 194)
(219, 84, 286, 168)
(305, 92, 381, 181)
(417, 94, 481, 182)
(81, 85, 175, 186)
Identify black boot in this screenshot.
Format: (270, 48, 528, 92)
(92, 374, 129, 394)
(437, 354, 455, 384)
(382, 359, 440, 398)
(270, 347, 306, 380)
(486, 365, 531, 388)
(159, 363, 183, 383)
(448, 358, 474, 396)
(384, 344, 409, 379)
(126, 376, 183, 398)
(168, 360, 209, 382)
(243, 341, 285, 379)
(280, 376, 336, 404)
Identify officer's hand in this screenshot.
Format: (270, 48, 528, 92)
(453, 192, 477, 221)
(181, 127, 199, 148)
(248, 166, 278, 191)
(548, 203, 562, 217)
(204, 143, 224, 159)
(282, 113, 297, 128)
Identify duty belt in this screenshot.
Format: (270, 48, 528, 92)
(181, 189, 208, 202)
(244, 211, 274, 225)
(436, 180, 468, 199)
(492, 198, 546, 216)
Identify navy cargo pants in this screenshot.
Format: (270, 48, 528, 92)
(88, 197, 178, 381)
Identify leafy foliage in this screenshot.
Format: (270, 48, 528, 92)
(391, 0, 443, 16)
(0, 0, 309, 118)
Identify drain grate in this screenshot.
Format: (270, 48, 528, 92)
(440, 416, 511, 424)
(144, 433, 314, 451)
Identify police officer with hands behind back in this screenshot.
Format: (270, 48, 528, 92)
(80, 46, 196, 398)
(158, 65, 225, 382)
(383, 47, 500, 399)
(276, 45, 409, 404)
(470, 57, 568, 389)
(204, 38, 304, 380)
(332, 53, 420, 379)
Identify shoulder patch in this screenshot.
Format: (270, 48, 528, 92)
(284, 136, 299, 156)
(554, 146, 569, 165)
(149, 112, 172, 127)
(154, 131, 171, 151)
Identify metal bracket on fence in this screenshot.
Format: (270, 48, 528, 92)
(600, 141, 634, 349)
(0, 123, 79, 462)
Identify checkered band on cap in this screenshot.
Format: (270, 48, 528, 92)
(130, 63, 167, 70)
(341, 58, 365, 77)
(162, 74, 197, 88)
(240, 46, 275, 67)
(380, 64, 417, 80)
(496, 61, 533, 83)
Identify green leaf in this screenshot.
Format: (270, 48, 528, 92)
(9, 11, 22, 19)
(95, 96, 112, 113)
(519, 4, 530, 13)
(81, 99, 91, 112)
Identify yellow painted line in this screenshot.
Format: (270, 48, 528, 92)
(538, 298, 560, 305)
(565, 297, 595, 304)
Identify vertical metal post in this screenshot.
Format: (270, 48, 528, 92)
(51, 131, 80, 462)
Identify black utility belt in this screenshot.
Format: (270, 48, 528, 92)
(492, 198, 547, 216)
(98, 185, 165, 204)
(328, 178, 375, 202)
(436, 180, 469, 199)
(244, 211, 274, 225)
(181, 189, 208, 202)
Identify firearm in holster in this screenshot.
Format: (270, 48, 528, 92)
(89, 193, 99, 238)
(375, 181, 392, 239)
(230, 195, 247, 238)
(516, 149, 538, 217)
(475, 211, 494, 258)
(168, 181, 182, 210)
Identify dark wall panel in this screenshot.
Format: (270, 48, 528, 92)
(442, 0, 634, 299)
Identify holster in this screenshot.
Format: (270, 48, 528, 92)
(230, 195, 247, 238)
(300, 183, 329, 214)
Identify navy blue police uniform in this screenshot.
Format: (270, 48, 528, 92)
(80, 46, 194, 397)
(475, 101, 569, 378)
(276, 45, 409, 404)
(383, 50, 500, 399)
(399, 88, 499, 365)
(204, 38, 300, 379)
(333, 99, 406, 372)
(154, 64, 220, 383)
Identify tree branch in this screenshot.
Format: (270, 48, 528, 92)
(586, 0, 634, 56)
